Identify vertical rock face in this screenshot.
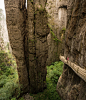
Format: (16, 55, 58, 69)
(46, 0, 59, 65)
(4, 0, 29, 92)
(26, 0, 49, 93)
(46, 0, 67, 65)
(56, 0, 67, 56)
(4, 0, 86, 97)
(34, 7, 49, 93)
(26, 0, 35, 93)
(0, 9, 9, 50)
(57, 0, 86, 100)
(0, 9, 4, 50)
(5, 0, 49, 93)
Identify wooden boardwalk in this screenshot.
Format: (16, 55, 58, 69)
(60, 55, 86, 82)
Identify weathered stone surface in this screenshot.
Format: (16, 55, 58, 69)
(4, 0, 86, 98)
(57, 64, 86, 100)
(26, 0, 49, 93)
(5, 0, 49, 94)
(46, 0, 67, 65)
(0, 9, 9, 50)
(35, 9, 49, 93)
(4, 0, 29, 92)
(46, 0, 59, 65)
(57, 0, 86, 100)
(64, 0, 86, 69)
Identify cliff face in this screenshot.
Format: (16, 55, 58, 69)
(57, 0, 86, 100)
(46, 0, 67, 65)
(4, 0, 29, 92)
(4, 0, 49, 93)
(0, 9, 9, 50)
(5, 0, 86, 97)
(26, 0, 49, 93)
(46, 0, 59, 65)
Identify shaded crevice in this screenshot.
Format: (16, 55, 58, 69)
(31, 6, 38, 93)
(19, 0, 26, 10)
(23, 5, 30, 88)
(59, 5, 67, 9)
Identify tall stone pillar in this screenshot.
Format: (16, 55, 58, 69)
(5, 0, 49, 93)
(26, 0, 49, 93)
(4, 0, 29, 93)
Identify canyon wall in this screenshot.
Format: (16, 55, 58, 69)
(0, 9, 9, 50)
(4, 0, 68, 94)
(4, 0, 86, 98)
(46, 0, 67, 65)
(4, 0, 29, 92)
(26, 0, 49, 93)
(5, 0, 49, 93)
(57, 0, 86, 100)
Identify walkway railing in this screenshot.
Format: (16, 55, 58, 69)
(60, 55, 86, 82)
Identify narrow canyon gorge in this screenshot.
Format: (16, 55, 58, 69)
(0, 0, 85, 99)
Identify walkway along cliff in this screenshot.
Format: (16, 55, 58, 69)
(4, 0, 86, 99)
(57, 0, 86, 100)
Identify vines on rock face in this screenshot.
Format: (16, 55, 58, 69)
(48, 24, 61, 44)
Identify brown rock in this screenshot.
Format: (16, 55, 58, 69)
(57, 0, 86, 100)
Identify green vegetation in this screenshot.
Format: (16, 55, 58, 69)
(0, 50, 20, 100)
(29, 0, 33, 3)
(29, 39, 37, 43)
(48, 24, 61, 44)
(31, 61, 64, 100)
(62, 27, 66, 32)
(11, 97, 25, 100)
(59, 27, 66, 40)
(0, 49, 63, 100)
(47, 13, 51, 18)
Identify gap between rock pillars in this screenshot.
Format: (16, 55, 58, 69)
(25, 0, 27, 9)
